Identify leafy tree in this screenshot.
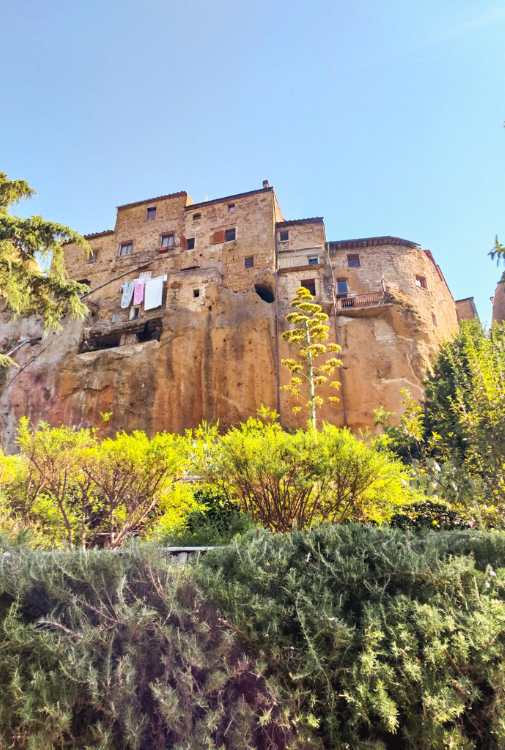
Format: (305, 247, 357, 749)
(489, 234, 505, 280)
(0, 171, 89, 366)
(2, 420, 189, 547)
(195, 414, 413, 532)
(281, 286, 341, 429)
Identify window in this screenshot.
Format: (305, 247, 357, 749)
(244, 255, 254, 268)
(118, 242, 133, 257)
(227, 202, 236, 212)
(336, 278, 349, 297)
(308, 255, 319, 266)
(192, 212, 201, 221)
(279, 229, 289, 242)
(347, 254, 360, 268)
(415, 275, 427, 289)
(160, 233, 175, 250)
(301, 279, 316, 296)
(87, 249, 98, 264)
(186, 237, 195, 250)
(130, 307, 140, 320)
(146, 206, 156, 221)
(224, 227, 236, 242)
(193, 289, 200, 298)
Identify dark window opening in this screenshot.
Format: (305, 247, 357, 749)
(224, 227, 236, 242)
(301, 279, 316, 296)
(244, 255, 254, 268)
(79, 332, 121, 353)
(308, 255, 319, 266)
(136, 319, 162, 343)
(347, 254, 360, 268)
(336, 278, 349, 297)
(77, 279, 91, 287)
(192, 212, 201, 221)
(130, 307, 140, 320)
(254, 283, 275, 303)
(119, 242, 133, 257)
(186, 237, 195, 250)
(147, 206, 156, 221)
(193, 289, 200, 298)
(415, 275, 427, 289)
(87, 249, 98, 264)
(279, 229, 289, 242)
(228, 202, 236, 212)
(160, 233, 175, 250)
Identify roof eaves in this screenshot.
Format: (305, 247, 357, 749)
(276, 217, 324, 228)
(117, 191, 188, 210)
(185, 186, 273, 212)
(84, 230, 114, 240)
(327, 236, 420, 249)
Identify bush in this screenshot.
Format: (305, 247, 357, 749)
(0, 544, 303, 749)
(199, 524, 505, 748)
(196, 416, 413, 531)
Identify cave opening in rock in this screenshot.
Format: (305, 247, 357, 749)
(254, 283, 275, 303)
(136, 319, 162, 343)
(79, 332, 121, 353)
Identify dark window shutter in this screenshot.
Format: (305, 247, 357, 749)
(180, 235, 186, 250)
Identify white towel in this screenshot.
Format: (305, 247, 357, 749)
(120, 281, 135, 308)
(144, 276, 165, 310)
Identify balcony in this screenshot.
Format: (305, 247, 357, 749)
(335, 290, 393, 313)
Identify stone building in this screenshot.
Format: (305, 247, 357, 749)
(0, 181, 473, 448)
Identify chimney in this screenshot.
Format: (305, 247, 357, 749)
(262, 179, 270, 189)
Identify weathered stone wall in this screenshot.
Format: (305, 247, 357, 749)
(455, 297, 479, 323)
(492, 281, 505, 324)
(0, 185, 465, 449)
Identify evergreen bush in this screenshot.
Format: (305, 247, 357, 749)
(199, 524, 505, 749)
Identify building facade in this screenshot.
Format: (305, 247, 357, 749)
(0, 182, 472, 448)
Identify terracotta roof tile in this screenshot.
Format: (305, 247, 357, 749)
(276, 217, 324, 228)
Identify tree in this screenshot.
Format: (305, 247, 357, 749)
(281, 286, 341, 429)
(1, 420, 189, 547)
(489, 235, 505, 278)
(195, 414, 412, 532)
(0, 171, 89, 366)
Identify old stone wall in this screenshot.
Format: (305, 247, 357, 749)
(0, 184, 466, 449)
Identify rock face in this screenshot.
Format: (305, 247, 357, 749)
(492, 280, 505, 324)
(0, 183, 463, 450)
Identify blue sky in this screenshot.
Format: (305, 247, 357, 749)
(2, 0, 504, 322)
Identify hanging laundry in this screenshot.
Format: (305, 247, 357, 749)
(120, 280, 135, 308)
(133, 280, 145, 306)
(144, 275, 165, 311)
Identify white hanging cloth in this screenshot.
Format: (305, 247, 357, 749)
(144, 275, 166, 311)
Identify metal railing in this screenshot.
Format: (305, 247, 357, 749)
(335, 290, 391, 311)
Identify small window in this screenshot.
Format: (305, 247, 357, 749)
(193, 289, 200, 298)
(87, 249, 98, 264)
(227, 203, 236, 212)
(224, 228, 236, 242)
(192, 212, 201, 221)
(301, 279, 316, 296)
(118, 242, 133, 257)
(146, 206, 156, 221)
(308, 255, 319, 266)
(130, 307, 140, 320)
(161, 233, 175, 249)
(186, 237, 195, 250)
(244, 255, 254, 268)
(347, 254, 360, 268)
(432, 312, 437, 327)
(336, 278, 349, 297)
(279, 229, 289, 242)
(415, 275, 427, 289)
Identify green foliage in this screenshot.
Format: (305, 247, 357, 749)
(199, 524, 505, 749)
(195, 414, 413, 532)
(281, 286, 341, 429)
(0, 171, 90, 366)
(0, 545, 300, 749)
(377, 323, 505, 528)
(1, 420, 190, 548)
(158, 486, 255, 546)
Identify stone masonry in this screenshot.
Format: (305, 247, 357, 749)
(0, 182, 473, 448)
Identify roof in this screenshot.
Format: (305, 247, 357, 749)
(185, 186, 273, 212)
(327, 236, 419, 250)
(117, 191, 187, 210)
(276, 217, 324, 228)
(84, 230, 114, 240)
(455, 296, 476, 304)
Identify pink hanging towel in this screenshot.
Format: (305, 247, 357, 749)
(133, 280, 145, 305)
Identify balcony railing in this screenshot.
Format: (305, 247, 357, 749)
(335, 290, 392, 311)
